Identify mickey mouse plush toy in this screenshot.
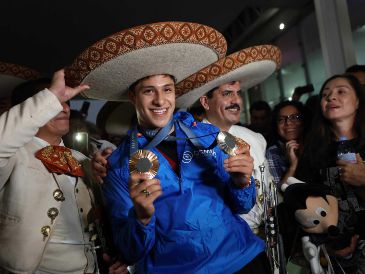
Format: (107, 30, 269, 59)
(282, 177, 362, 274)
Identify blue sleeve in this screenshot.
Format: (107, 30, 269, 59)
(227, 177, 256, 214)
(216, 148, 256, 214)
(102, 150, 156, 264)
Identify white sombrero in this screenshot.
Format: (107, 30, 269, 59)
(66, 21, 227, 101)
(96, 101, 136, 137)
(0, 61, 40, 99)
(175, 45, 281, 108)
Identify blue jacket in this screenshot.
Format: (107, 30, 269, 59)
(103, 112, 265, 274)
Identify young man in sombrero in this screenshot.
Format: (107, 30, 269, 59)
(68, 22, 269, 273)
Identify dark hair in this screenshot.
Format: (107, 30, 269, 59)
(270, 100, 309, 143)
(205, 87, 218, 99)
(345, 64, 365, 74)
(11, 78, 52, 106)
(187, 102, 205, 121)
(187, 104, 205, 118)
(128, 74, 176, 92)
(301, 74, 365, 168)
(249, 100, 271, 114)
(204, 81, 238, 99)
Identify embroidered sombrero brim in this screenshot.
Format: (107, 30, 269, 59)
(175, 45, 281, 108)
(96, 101, 136, 136)
(0, 61, 40, 98)
(66, 21, 227, 101)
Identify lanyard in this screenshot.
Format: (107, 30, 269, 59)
(129, 119, 216, 157)
(130, 119, 174, 156)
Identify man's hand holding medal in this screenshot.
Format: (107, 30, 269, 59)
(128, 150, 162, 225)
(217, 132, 254, 188)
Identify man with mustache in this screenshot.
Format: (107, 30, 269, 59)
(199, 82, 275, 233)
(176, 45, 281, 235)
(0, 70, 127, 273)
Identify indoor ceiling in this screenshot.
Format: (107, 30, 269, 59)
(0, 0, 314, 75)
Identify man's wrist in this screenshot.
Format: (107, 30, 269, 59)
(232, 176, 252, 189)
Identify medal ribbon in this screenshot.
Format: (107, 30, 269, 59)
(129, 119, 214, 157)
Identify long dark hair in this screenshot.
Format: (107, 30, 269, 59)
(301, 74, 365, 169)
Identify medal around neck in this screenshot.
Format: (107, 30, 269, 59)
(129, 150, 159, 179)
(216, 131, 250, 156)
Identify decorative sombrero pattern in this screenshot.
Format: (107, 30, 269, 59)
(96, 101, 136, 137)
(0, 61, 40, 98)
(66, 21, 227, 101)
(175, 45, 281, 108)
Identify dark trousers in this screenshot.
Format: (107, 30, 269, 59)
(234, 252, 272, 274)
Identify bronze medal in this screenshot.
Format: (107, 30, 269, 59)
(129, 150, 159, 179)
(216, 131, 250, 156)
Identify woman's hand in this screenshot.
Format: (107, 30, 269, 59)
(285, 140, 300, 167)
(337, 153, 365, 187)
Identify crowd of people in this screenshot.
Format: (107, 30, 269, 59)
(1, 21, 365, 274)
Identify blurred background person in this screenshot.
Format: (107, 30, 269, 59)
(291, 84, 314, 102)
(265, 100, 310, 270)
(63, 102, 103, 157)
(248, 100, 273, 145)
(304, 94, 320, 125)
(266, 100, 309, 189)
(346, 64, 365, 89)
(96, 101, 137, 147)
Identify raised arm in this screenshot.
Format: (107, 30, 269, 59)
(0, 69, 89, 189)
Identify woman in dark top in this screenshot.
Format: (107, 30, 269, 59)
(296, 74, 365, 273)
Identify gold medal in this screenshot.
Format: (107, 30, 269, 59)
(216, 131, 250, 156)
(129, 150, 159, 179)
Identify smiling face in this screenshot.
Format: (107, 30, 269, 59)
(277, 105, 304, 142)
(129, 74, 175, 130)
(320, 77, 359, 124)
(200, 81, 242, 131)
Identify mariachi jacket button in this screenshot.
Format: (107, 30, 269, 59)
(41, 226, 51, 241)
(53, 189, 65, 202)
(47, 207, 59, 224)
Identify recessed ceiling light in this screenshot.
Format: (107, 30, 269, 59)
(279, 23, 285, 30)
